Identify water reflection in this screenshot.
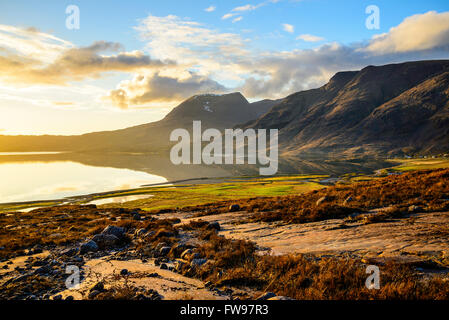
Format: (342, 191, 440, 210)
(0, 152, 393, 203)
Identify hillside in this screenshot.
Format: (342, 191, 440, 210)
(246, 60, 449, 157)
(0, 93, 276, 153)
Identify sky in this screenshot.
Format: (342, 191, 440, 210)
(0, 0, 449, 135)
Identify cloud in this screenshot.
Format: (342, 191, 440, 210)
(282, 24, 294, 33)
(363, 11, 449, 54)
(232, 17, 243, 23)
(222, 0, 279, 21)
(296, 34, 325, 42)
(4, 10, 449, 110)
(105, 72, 227, 109)
(222, 13, 237, 20)
(0, 30, 172, 85)
(232, 4, 261, 12)
(204, 6, 216, 12)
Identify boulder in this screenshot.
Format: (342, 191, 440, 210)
(91, 234, 119, 249)
(190, 258, 207, 268)
(80, 240, 98, 254)
(101, 226, 125, 238)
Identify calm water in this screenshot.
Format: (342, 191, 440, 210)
(0, 152, 391, 203)
(0, 154, 168, 203)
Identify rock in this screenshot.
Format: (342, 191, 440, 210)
(159, 246, 171, 256)
(91, 234, 119, 249)
(174, 259, 188, 272)
(180, 249, 193, 260)
(316, 196, 327, 206)
(204, 281, 213, 288)
(61, 248, 77, 257)
(101, 225, 125, 238)
(32, 245, 43, 254)
(80, 240, 98, 254)
(133, 213, 141, 221)
(190, 258, 207, 268)
(65, 296, 74, 301)
(207, 222, 221, 231)
(267, 296, 295, 300)
(408, 205, 422, 213)
(169, 243, 189, 258)
(88, 290, 101, 300)
(120, 269, 129, 276)
(229, 204, 240, 212)
(155, 242, 168, 251)
(256, 292, 276, 300)
(34, 265, 51, 275)
(160, 263, 168, 270)
(135, 228, 147, 237)
(52, 294, 63, 300)
(91, 281, 104, 293)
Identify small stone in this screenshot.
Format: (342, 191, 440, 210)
(88, 290, 101, 300)
(160, 263, 168, 270)
(207, 222, 221, 231)
(120, 269, 129, 276)
(65, 296, 74, 301)
(229, 204, 240, 212)
(159, 246, 171, 256)
(80, 240, 98, 254)
(190, 258, 207, 268)
(91, 281, 104, 293)
(408, 205, 421, 213)
(61, 248, 77, 257)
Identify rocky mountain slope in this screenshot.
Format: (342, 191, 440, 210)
(246, 60, 449, 157)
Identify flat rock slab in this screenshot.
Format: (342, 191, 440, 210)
(161, 210, 449, 260)
(59, 258, 228, 300)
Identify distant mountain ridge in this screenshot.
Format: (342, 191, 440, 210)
(245, 60, 449, 157)
(1, 60, 449, 157)
(0, 92, 277, 152)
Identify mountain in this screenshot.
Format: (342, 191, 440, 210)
(0, 92, 276, 153)
(245, 60, 449, 157)
(1, 60, 449, 157)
